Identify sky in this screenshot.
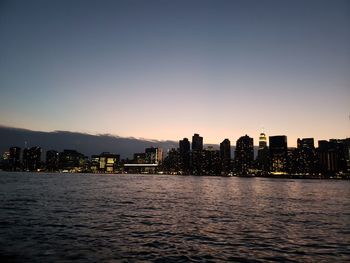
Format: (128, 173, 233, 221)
(0, 0, 349, 147)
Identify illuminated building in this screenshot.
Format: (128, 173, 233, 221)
(234, 135, 254, 175)
(98, 152, 120, 173)
(256, 133, 269, 172)
(220, 139, 231, 174)
(291, 138, 317, 175)
(259, 133, 267, 149)
(269, 135, 288, 174)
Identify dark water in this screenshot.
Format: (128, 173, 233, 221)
(0, 172, 349, 262)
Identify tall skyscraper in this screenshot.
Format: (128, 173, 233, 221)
(234, 135, 254, 175)
(257, 133, 269, 172)
(191, 133, 203, 175)
(258, 133, 267, 149)
(269, 135, 288, 173)
(179, 138, 190, 174)
(220, 139, 231, 174)
(192, 133, 203, 152)
(293, 138, 316, 175)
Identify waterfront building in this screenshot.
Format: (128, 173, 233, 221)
(90, 155, 100, 173)
(145, 147, 163, 164)
(318, 140, 347, 176)
(9, 147, 21, 171)
(292, 138, 317, 175)
(133, 153, 146, 164)
(98, 152, 120, 173)
(202, 146, 221, 175)
(22, 147, 42, 171)
(256, 133, 269, 172)
(46, 150, 59, 172)
(191, 134, 204, 175)
(234, 135, 254, 175)
(192, 133, 203, 152)
(220, 139, 231, 174)
(59, 149, 87, 172)
(179, 138, 190, 174)
(269, 135, 288, 174)
(162, 148, 180, 174)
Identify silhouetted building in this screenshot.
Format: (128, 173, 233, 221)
(291, 138, 317, 175)
(191, 134, 203, 175)
(318, 140, 347, 176)
(269, 135, 288, 173)
(192, 133, 203, 152)
(46, 150, 59, 171)
(9, 147, 21, 171)
(256, 133, 269, 172)
(234, 135, 254, 175)
(0, 151, 10, 170)
(133, 153, 146, 164)
(22, 147, 41, 171)
(202, 147, 221, 175)
(179, 138, 191, 174)
(162, 148, 180, 174)
(59, 149, 86, 172)
(220, 139, 231, 174)
(145, 147, 163, 164)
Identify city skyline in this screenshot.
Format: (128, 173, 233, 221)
(1, 0, 349, 146)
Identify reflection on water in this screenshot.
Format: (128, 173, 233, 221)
(0, 172, 349, 262)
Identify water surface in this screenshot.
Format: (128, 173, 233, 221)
(0, 172, 349, 262)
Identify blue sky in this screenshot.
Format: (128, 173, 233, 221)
(0, 0, 349, 146)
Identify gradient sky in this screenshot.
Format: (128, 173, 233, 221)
(0, 0, 349, 146)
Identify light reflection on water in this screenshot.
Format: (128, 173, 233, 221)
(0, 172, 349, 262)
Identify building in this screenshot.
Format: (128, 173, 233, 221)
(192, 133, 203, 152)
(220, 138, 231, 174)
(162, 148, 180, 174)
(256, 133, 269, 172)
(0, 151, 10, 170)
(191, 133, 204, 175)
(145, 147, 163, 164)
(179, 138, 191, 174)
(46, 150, 59, 172)
(234, 135, 254, 175)
(59, 149, 87, 172)
(269, 135, 288, 174)
(291, 138, 317, 175)
(318, 140, 347, 176)
(9, 147, 21, 171)
(133, 153, 146, 164)
(202, 146, 221, 175)
(98, 152, 120, 173)
(22, 147, 42, 171)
